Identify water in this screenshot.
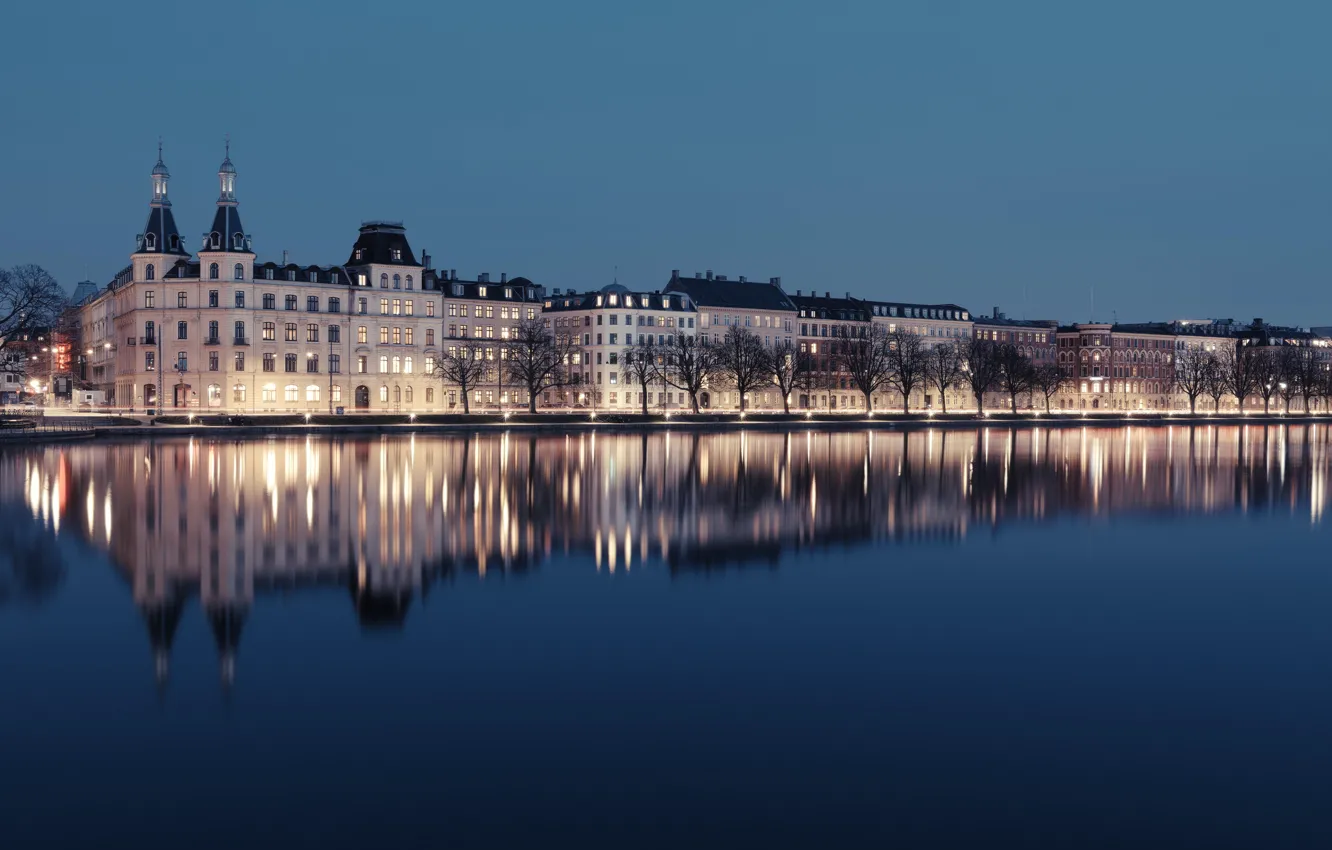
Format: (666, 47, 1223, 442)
(2, 425, 1331, 848)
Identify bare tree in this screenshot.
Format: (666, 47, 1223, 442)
(960, 337, 1003, 415)
(504, 317, 574, 414)
(714, 326, 769, 412)
(1031, 363, 1065, 413)
(1202, 350, 1228, 413)
(432, 343, 488, 413)
(995, 343, 1035, 413)
(1173, 347, 1215, 414)
(622, 339, 659, 415)
(0, 265, 67, 354)
(1221, 344, 1258, 412)
(836, 324, 894, 411)
(884, 328, 927, 413)
(767, 339, 815, 414)
(1289, 347, 1324, 414)
(656, 332, 720, 413)
(924, 342, 964, 414)
(1249, 348, 1280, 414)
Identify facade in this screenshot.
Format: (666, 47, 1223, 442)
(864, 298, 972, 411)
(664, 270, 795, 410)
(542, 282, 698, 410)
(972, 310, 1058, 410)
(789, 291, 869, 410)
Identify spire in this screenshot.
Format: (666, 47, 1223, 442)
(202, 137, 252, 254)
(138, 141, 188, 256)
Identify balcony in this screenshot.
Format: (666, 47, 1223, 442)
(233, 337, 250, 346)
(139, 336, 156, 346)
(204, 335, 221, 345)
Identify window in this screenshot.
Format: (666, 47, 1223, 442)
(425, 329, 434, 345)
(287, 270, 296, 282)
(405, 300, 414, 316)
(306, 355, 319, 373)
(262, 384, 277, 403)
(380, 385, 389, 402)
(262, 293, 275, 309)
(263, 353, 275, 372)
(208, 352, 219, 372)
(405, 386, 413, 404)
(176, 352, 187, 371)
(329, 354, 341, 373)
(233, 383, 246, 403)
(145, 291, 155, 308)
(306, 385, 320, 402)
(405, 328, 414, 345)
(234, 320, 246, 341)
(358, 297, 367, 314)
(144, 262, 156, 281)
(207, 320, 218, 341)
(328, 326, 340, 343)
(285, 323, 298, 342)
(145, 351, 155, 370)
(262, 322, 275, 341)
(380, 327, 390, 345)
(426, 301, 435, 317)
(392, 356, 401, 374)
(234, 263, 244, 281)
(391, 327, 401, 345)
(425, 356, 436, 373)
(391, 249, 402, 261)
(426, 387, 434, 403)
(234, 352, 245, 371)
(208, 289, 219, 307)
(285, 384, 299, 402)
(358, 326, 368, 344)
(379, 298, 388, 315)
(235, 291, 245, 308)
(405, 275, 413, 290)
(177, 291, 187, 308)
(209, 263, 219, 280)
(380, 274, 388, 288)
(393, 274, 401, 289)
(306, 324, 319, 342)
(331, 385, 341, 403)
(307, 296, 319, 312)
(177, 321, 188, 340)
(329, 297, 341, 314)
(285, 295, 297, 310)
(379, 355, 389, 373)
(392, 298, 402, 316)
(357, 355, 367, 374)
(404, 357, 413, 374)
(285, 354, 297, 372)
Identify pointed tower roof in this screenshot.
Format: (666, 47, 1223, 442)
(137, 142, 189, 257)
(203, 138, 252, 254)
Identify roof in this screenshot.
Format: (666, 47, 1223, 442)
(424, 270, 544, 301)
(664, 271, 794, 312)
(789, 294, 871, 322)
(861, 300, 971, 321)
(543, 284, 694, 313)
(203, 204, 251, 254)
(138, 205, 189, 257)
(972, 316, 1058, 330)
(346, 222, 417, 267)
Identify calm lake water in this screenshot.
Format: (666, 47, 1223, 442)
(3, 425, 1332, 848)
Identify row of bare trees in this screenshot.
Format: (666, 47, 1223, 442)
(1173, 344, 1332, 415)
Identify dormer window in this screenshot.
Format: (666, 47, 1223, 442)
(265, 267, 274, 280)
(309, 271, 317, 283)
(210, 232, 220, 250)
(144, 233, 156, 250)
(355, 249, 363, 261)
(287, 270, 296, 282)
(478, 286, 488, 297)
(233, 233, 244, 250)
(169, 235, 179, 251)
(452, 284, 462, 296)
(391, 248, 402, 261)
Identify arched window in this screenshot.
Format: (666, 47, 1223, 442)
(379, 385, 388, 402)
(207, 384, 222, 407)
(379, 355, 389, 373)
(393, 274, 401, 289)
(426, 387, 434, 403)
(405, 275, 413, 290)
(210, 232, 220, 250)
(391, 356, 401, 373)
(284, 384, 299, 402)
(145, 263, 155, 281)
(394, 385, 401, 404)
(209, 263, 219, 280)
(380, 274, 388, 288)
(169, 235, 179, 251)
(232, 383, 246, 403)
(233, 233, 244, 250)
(306, 385, 320, 402)
(404, 356, 413, 374)
(144, 233, 156, 250)
(405, 386, 413, 404)
(233, 263, 244, 281)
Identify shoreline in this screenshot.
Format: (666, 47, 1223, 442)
(4, 411, 1332, 444)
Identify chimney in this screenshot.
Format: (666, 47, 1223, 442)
(695, 271, 702, 279)
(500, 272, 508, 284)
(773, 276, 782, 288)
(1254, 318, 1264, 327)
(422, 250, 430, 269)
(845, 291, 850, 299)
(825, 291, 830, 298)
(671, 269, 680, 281)
(553, 288, 561, 295)
(705, 270, 713, 280)
(568, 288, 576, 295)
(716, 274, 727, 281)
(796, 289, 802, 296)
(479, 272, 489, 283)
(993, 307, 999, 319)
(449, 269, 456, 281)
(282, 249, 288, 265)
(739, 275, 747, 283)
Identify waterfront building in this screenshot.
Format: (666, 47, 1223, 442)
(864, 298, 972, 410)
(789, 291, 869, 411)
(972, 310, 1058, 410)
(664, 270, 795, 410)
(542, 282, 698, 410)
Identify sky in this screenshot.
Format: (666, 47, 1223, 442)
(2, 0, 1329, 325)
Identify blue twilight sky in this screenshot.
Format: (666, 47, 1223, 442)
(1, 0, 1329, 325)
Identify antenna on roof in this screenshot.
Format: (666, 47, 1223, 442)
(224, 133, 230, 158)
(613, 264, 618, 286)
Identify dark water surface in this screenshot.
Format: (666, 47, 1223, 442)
(3, 425, 1332, 848)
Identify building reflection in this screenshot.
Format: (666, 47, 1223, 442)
(2, 424, 1329, 687)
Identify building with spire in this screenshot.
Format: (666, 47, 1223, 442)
(77, 146, 543, 412)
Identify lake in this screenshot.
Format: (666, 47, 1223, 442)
(2, 425, 1331, 848)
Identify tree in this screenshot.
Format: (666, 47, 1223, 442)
(923, 342, 964, 414)
(884, 328, 927, 413)
(0, 265, 67, 355)
(1031, 364, 1065, 413)
(995, 343, 1035, 413)
(714, 326, 768, 412)
(960, 337, 1003, 415)
(1249, 348, 1280, 414)
(656, 332, 720, 413)
(431, 343, 488, 413)
(504, 317, 575, 414)
(1290, 347, 1325, 414)
(1221, 344, 1258, 412)
(1202, 349, 1228, 413)
(767, 339, 815, 414)
(836, 324, 894, 411)
(622, 340, 659, 415)
(1274, 346, 1302, 413)
(1173, 347, 1215, 414)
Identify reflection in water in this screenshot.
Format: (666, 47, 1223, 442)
(2, 424, 1329, 686)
